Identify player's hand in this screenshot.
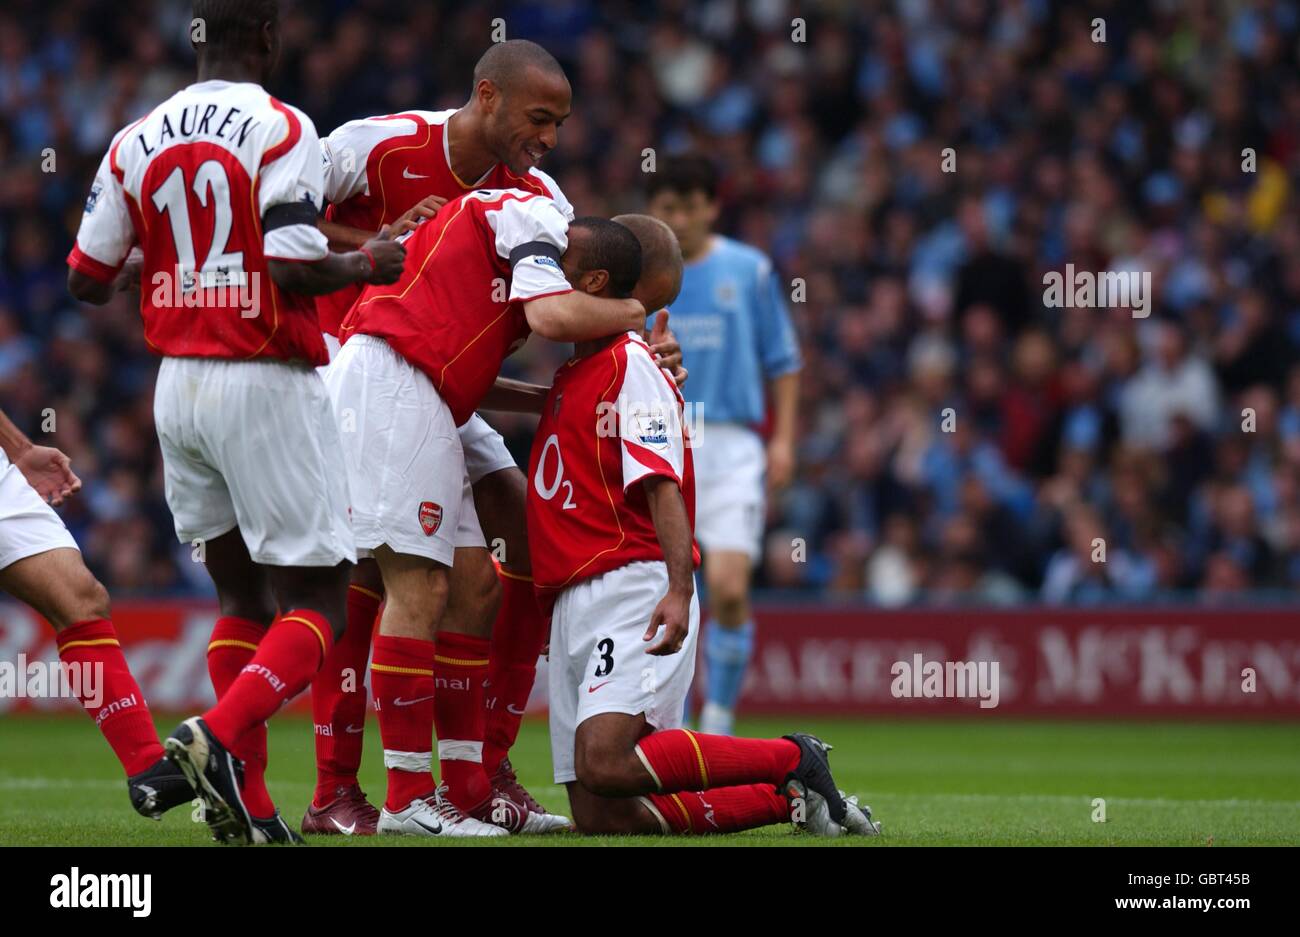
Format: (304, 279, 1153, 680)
(644, 587, 691, 656)
(389, 195, 447, 237)
(14, 445, 82, 506)
(767, 436, 796, 493)
(648, 309, 688, 386)
(360, 226, 407, 285)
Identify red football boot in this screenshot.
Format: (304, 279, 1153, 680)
(300, 784, 380, 836)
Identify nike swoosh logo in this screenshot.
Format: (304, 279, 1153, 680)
(393, 695, 436, 707)
(587, 681, 611, 694)
(345, 724, 364, 734)
(402, 167, 429, 179)
(506, 703, 526, 715)
(330, 818, 357, 835)
(412, 817, 443, 834)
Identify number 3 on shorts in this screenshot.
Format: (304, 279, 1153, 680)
(594, 638, 614, 677)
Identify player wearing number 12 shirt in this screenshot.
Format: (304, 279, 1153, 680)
(527, 215, 881, 838)
(65, 0, 405, 846)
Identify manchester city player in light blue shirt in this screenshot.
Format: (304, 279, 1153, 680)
(647, 156, 802, 735)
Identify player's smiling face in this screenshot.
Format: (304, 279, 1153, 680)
(487, 67, 571, 175)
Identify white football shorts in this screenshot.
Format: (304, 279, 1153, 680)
(549, 560, 700, 784)
(459, 412, 518, 485)
(323, 334, 483, 566)
(691, 422, 765, 562)
(153, 355, 355, 567)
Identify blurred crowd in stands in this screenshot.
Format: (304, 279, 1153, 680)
(2, 0, 1299, 603)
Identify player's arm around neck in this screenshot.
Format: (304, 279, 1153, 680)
(523, 292, 645, 343)
(643, 475, 694, 655)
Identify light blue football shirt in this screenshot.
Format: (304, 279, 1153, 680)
(669, 235, 801, 426)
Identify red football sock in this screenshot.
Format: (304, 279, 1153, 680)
(371, 634, 437, 811)
(646, 784, 789, 834)
(202, 609, 332, 750)
(206, 617, 274, 817)
(634, 729, 800, 792)
(482, 571, 548, 775)
(433, 631, 492, 812)
(311, 583, 380, 806)
(56, 619, 164, 777)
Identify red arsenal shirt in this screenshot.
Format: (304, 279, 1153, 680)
(67, 80, 331, 364)
(527, 331, 700, 602)
(339, 188, 573, 425)
(316, 108, 572, 336)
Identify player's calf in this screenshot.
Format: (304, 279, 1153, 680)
(436, 546, 500, 814)
(565, 782, 661, 835)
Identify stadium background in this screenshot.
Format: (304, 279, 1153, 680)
(1, 0, 1298, 723)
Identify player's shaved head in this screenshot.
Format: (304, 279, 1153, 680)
(613, 214, 683, 313)
(473, 40, 567, 96)
(563, 218, 642, 299)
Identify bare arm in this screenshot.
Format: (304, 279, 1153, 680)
(267, 225, 406, 296)
(524, 293, 646, 343)
(766, 370, 801, 492)
(479, 377, 551, 415)
(319, 195, 446, 252)
(642, 475, 694, 656)
(267, 251, 374, 296)
(319, 219, 372, 252)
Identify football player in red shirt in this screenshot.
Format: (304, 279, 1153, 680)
(66, 0, 406, 845)
(303, 40, 682, 834)
(527, 215, 881, 837)
(322, 188, 648, 836)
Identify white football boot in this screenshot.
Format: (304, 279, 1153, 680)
(480, 794, 574, 834)
(378, 787, 508, 838)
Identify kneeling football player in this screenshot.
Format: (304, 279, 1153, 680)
(525, 216, 880, 836)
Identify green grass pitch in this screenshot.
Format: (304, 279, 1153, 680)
(1, 714, 1297, 845)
